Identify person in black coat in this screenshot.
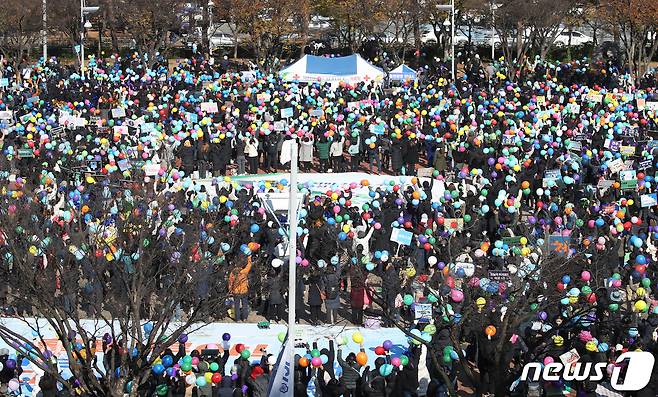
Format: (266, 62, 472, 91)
(404, 138, 419, 175)
(265, 267, 284, 322)
(306, 270, 325, 325)
(177, 139, 196, 175)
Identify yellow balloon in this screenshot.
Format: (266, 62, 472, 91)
(352, 332, 363, 344)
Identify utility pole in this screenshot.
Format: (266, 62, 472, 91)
(42, 0, 47, 61)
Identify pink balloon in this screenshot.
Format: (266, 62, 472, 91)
(581, 271, 591, 281)
(612, 279, 622, 288)
(450, 289, 464, 303)
(554, 217, 562, 225)
(543, 356, 554, 365)
(191, 357, 199, 365)
(311, 357, 322, 367)
(391, 357, 401, 366)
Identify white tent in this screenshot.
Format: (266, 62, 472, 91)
(279, 54, 384, 84)
(389, 64, 417, 81)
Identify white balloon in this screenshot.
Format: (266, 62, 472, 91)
(428, 256, 438, 266)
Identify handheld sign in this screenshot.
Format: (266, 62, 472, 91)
(280, 107, 294, 119)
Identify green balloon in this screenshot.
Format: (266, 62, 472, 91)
(278, 332, 286, 343)
(642, 278, 651, 288)
(183, 355, 193, 364)
(181, 362, 192, 372)
(400, 355, 409, 366)
(427, 294, 438, 303)
(442, 353, 452, 363)
(156, 384, 168, 396)
(241, 349, 251, 359)
(463, 214, 472, 223)
(403, 294, 414, 305)
(210, 362, 219, 372)
(311, 349, 321, 358)
(609, 303, 619, 312)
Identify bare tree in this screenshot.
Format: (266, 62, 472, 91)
(0, 178, 237, 397)
(0, 0, 42, 79)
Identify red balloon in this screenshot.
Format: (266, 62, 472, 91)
(211, 373, 222, 383)
(557, 282, 565, 291)
(235, 343, 245, 353)
(446, 277, 455, 289)
(404, 221, 413, 229)
(423, 243, 432, 251)
(374, 346, 386, 355)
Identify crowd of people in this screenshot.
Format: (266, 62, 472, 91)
(0, 51, 657, 396)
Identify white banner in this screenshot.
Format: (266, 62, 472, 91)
(0, 318, 407, 396)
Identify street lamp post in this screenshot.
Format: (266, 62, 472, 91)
(80, 0, 99, 74)
(436, 2, 455, 81)
(42, 0, 47, 61)
(208, 1, 214, 55)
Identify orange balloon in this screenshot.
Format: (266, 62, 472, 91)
(485, 325, 497, 337)
(411, 177, 418, 185)
(299, 357, 309, 367)
(412, 191, 420, 200)
(361, 179, 370, 187)
(521, 181, 530, 189)
(356, 352, 368, 366)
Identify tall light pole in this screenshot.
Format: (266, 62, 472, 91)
(208, 0, 214, 55)
(80, 0, 99, 74)
(436, 2, 455, 81)
(42, 0, 47, 61)
(490, 2, 496, 60)
(451, 0, 455, 81)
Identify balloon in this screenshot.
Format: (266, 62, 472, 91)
(278, 332, 286, 343)
(178, 333, 188, 343)
(485, 325, 497, 337)
(161, 355, 173, 367)
(356, 352, 368, 366)
(352, 332, 364, 344)
(400, 355, 409, 366)
(240, 349, 251, 359)
(375, 346, 386, 355)
(185, 374, 196, 385)
(450, 289, 464, 302)
(379, 363, 393, 376)
(383, 340, 393, 350)
(403, 294, 414, 305)
(196, 377, 207, 387)
(222, 333, 231, 341)
(544, 356, 554, 365)
(211, 373, 222, 383)
(581, 271, 591, 281)
(391, 357, 401, 366)
(152, 364, 165, 375)
(156, 385, 168, 396)
(311, 357, 322, 367)
(209, 362, 219, 372)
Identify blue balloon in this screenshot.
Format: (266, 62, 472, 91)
(562, 275, 571, 284)
(152, 363, 165, 375)
(250, 224, 260, 233)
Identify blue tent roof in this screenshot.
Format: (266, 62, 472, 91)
(389, 64, 417, 81)
(306, 54, 358, 75)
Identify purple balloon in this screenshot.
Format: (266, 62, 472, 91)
(222, 333, 231, 341)
(383, 340, 393, 350)
(178, 333, 188, 343)
(5, 359, 16, 369)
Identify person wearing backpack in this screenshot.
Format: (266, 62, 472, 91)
(324, 257, 343, 325)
